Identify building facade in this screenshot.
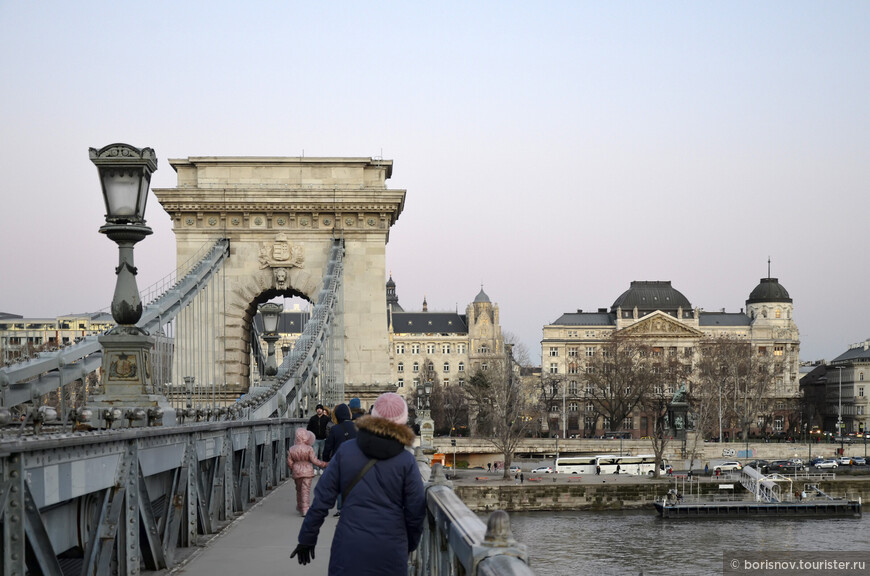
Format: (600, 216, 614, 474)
(0, 312, 115, 364)
(827, 339, 870, 437)
(386, 277, 505, 409)
(540, 278, 801, 439)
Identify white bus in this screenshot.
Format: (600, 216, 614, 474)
(554, 456, 597, 475)
(556, 454, 668, 476)
(598, 454, 665, 476)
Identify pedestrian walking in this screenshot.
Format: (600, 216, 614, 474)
(348, 397, 366, 420)
(520, 471, 524, 484)
(292, 393, 425, 576)
(322, 403, 358, 517)
(514, 472, 519, 485)
(615, 464, 621, 475)
(596, 464, 601, 475)
(487, 462, 492, 472)
(286, 429, 327, 515)
(306, 404, 331, 461)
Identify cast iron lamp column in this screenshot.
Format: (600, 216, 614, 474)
(89, 144, 172, 426)
(259, 303, 282, 377)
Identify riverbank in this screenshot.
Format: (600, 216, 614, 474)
(451, 473, 870, 512)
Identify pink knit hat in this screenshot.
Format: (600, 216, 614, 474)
(371, 392, 408, 425)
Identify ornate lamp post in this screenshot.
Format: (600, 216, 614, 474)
(259, 303, 283, 377)
(89, 144, 172, 426)
(90, 144, 157, 330)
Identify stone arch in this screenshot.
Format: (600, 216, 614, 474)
(153, 156, 406, 397)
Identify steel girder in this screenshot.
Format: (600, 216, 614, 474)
(0, 418, 299, 575)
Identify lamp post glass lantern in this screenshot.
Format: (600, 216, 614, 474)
(90, 143, 157, 328)
(259, 303, 283, 377)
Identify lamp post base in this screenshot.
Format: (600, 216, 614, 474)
(90, 330, 177, 427)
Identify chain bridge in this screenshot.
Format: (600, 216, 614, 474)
(0, 149, 535, 575)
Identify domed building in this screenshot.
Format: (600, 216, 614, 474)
(541, 277, 800, 439)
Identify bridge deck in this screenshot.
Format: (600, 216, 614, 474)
(172, 477, 334, 576)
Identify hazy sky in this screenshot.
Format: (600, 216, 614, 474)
(1, 2, 868, 365)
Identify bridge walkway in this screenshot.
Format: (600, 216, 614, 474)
(171, 477, 334, 576)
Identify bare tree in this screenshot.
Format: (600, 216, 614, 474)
(465, 347, 534, 479)
(640, 349, 692, 477)
(537, 373, 562, 438)
(429, 383, 468, 436)
(696, 336, 779, 442)
(582, 332, 657, 434)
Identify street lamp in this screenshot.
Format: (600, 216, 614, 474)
(835, 366, 844, 455)
(259, 303, 283, 377)
(90, 144, 157, 329)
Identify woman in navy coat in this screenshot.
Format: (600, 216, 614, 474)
(292, 393, 426, 576)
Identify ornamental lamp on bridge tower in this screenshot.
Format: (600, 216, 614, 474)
(88, 143, 174, 427)
(259, 302, 283, 377)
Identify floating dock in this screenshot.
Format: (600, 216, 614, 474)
(654, 498, 862, 519)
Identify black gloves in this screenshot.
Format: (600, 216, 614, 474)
(291, 544, 315, 565)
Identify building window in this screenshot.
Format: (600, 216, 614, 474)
(774, 346, 784, 356)
(585, 416, 596, 429)
(568, 381, 578, 395)
(428, 362, 434, 372)
(443, 362, 450, 373)
(481, 363, 489, 371)
(775, 308, 782, 319)
(549, 363, 559, 374)
(585, 384, 593, 396)
(569, 402, 579, 413)
(458, 362, 465, 372)
(478, 344, 490, 354)
(457, 344, 466, 354)
(758, 346, 767, 356)
(397, 362, 404, 373)
(443, 378, 450, 386)
(859, 387, 864, 398)
(412, 362, 419, 373)
(568, 363, 579, 375)
(427, 344, 436, 355)
(568, 347, 578, 357)
(586, 402, 594, 412)
(586, 366, 594, 374)
(442, 343, 451, 354)
(586, 347, 594, 357)
(396, 343, 405, 354)
(411, 344, 420, 354)
(397, 377, 404, 388)
(860, 372, 864, 382)
(549, 347, 559, 357)
(550, 404, 560, 414)
(774, 417, 784, 431)
(458, 378, 465, 386)
(623, 417, 633, 430)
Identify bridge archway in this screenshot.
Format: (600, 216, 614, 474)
(153, 157, 405, 399)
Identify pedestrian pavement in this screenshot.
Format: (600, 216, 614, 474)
(171, 476, 334, 576)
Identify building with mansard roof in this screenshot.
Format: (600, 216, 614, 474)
(386, 276, 505, 407)
(541, 278, 800, 439)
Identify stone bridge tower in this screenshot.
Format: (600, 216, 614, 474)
(153, 157, 405, 398)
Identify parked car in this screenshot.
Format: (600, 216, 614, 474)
(508, 465, 522, 474)
(745, 460, 770, 473)
(850, 457, 866, 466)
(815, 459, 838, 469)
(714, 461, 742, 473)
(809, 457, 825, 467)
(837, 457, 852, 466)
(767, 460, 803, 473)
(531, 466, 552, 474)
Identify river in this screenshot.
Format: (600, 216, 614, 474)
(507, 509, 869, 575)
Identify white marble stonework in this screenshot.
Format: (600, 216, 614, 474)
(153, 157, 405, 396)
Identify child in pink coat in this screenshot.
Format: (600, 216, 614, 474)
(287, 428, 327, 515)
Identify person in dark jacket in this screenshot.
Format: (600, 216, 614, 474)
(322, 403, 358, 516)
(292, 393, 426, 576)
(348, 397, 366, 421)
(306, 404, 330, 459)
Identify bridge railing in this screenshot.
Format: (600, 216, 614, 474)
(411, 460, 535, 576)
(0, 417, 302, 576)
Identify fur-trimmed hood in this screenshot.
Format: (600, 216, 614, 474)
(355, 415, 416, 460)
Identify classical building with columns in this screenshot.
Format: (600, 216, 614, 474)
(385, 277, 505, 408)
(541, 278, 800, 439)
